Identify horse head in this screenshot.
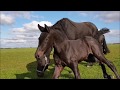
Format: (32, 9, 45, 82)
(35, 24, 52, 77)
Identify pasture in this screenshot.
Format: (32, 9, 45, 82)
(0, 44, 120, 79)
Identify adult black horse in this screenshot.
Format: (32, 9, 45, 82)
(35, 24, 120, 79)
(35, 18, 110, 77)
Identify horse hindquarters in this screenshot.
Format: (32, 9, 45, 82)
(91, 44, 120, 79)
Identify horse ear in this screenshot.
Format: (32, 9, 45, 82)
(44, 24, 50, 33)
(38, 24, 45, 32)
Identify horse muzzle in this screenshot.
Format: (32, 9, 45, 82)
(36, 64, 49, 77)
(37, 70, 44, 77)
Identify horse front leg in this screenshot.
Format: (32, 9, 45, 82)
(52, 52, 65, 79)
(70, 62, 81, 79)
(52, 65, 64, 79)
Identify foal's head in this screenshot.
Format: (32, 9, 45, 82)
(35, 24, 55, 77)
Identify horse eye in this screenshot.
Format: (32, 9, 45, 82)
(46, 38, 49, 41)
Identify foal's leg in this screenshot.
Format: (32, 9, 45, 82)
(101, 58, 120, 79)
(94, 53, 120, 79)
(69, 62, 80, 79)
(52, 53, 65, 79)
(91, 41, 119, 79)
(52, 65, 64, 79)
(99, 62, 111, 79)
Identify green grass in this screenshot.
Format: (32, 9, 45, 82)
(0, 44, 120, 79)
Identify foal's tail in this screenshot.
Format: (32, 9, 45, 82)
(98, 28, 110, 54)
(98, 28, 110, 35)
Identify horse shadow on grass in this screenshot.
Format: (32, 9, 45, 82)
(15, 59, 93, 79)
(15, 59, 55, 79)
(15, 58, 72, 79)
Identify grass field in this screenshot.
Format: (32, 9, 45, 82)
(0, 44, 120, 79)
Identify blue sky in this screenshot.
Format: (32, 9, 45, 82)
(0, 11, 120, 48)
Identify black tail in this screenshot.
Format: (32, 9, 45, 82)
(98, 28, 110, 35)
(98, 28, 110, 54)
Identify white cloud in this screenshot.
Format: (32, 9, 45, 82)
(11, 21, 52, 35)
(37, 21, 53, 27)
(23, 21, 52, 31)
(0, 11, 46, 26)
(1, 11, 45, 20)
(2, 38, 26, 43)
(96, 11, 120, 23)
(104, 30, 120, 43)
(1, 20, 53, 48)
(1, 11, 31, 19)
(76, 11, 120, 23)
(0, 13, 15, 25)
(105, 30, 120, 37)
(16, 35, 26, 38)
(31, 15, 45, 20)
(12, 27, 25, 32)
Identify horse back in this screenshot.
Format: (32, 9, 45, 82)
(54, 18, 99, 39)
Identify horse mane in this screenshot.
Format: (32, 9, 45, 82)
(51, 18, 72, 30)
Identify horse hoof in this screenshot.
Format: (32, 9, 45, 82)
(103, 51, 107, 54)
(87, 65, 90, 67)
(86, 63, 93, 67)
(104, 75, 111, 79)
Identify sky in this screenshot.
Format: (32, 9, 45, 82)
(0, 11, 120, 48)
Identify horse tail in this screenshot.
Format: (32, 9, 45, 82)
(98, 28, 110, 54)
(98, 28, 110, 35)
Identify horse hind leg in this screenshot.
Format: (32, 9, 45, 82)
(102, 59, 120, 79)
(91, 45, 120, 79)
(95, 54, 120, 79)
(92, 51, 111, 79)
(99, 62, 112, 79)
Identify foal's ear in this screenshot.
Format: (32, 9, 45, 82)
(38, 24, 45, 32)
(44, 24, 50, 33)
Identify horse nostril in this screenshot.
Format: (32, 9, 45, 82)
(38, 55, 40, 59)
(37, 55, 40, 59)
(35, 54, 40, 59)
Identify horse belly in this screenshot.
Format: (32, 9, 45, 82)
(69, 43, 88, 62)
(77, 48, 88, 61)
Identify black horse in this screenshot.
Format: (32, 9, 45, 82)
(35, 18, 110, 77)
(35, 24, 120, 79)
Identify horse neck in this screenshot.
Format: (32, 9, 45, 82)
(45, 46, 52, 57)
(53, 30, 68, 52)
